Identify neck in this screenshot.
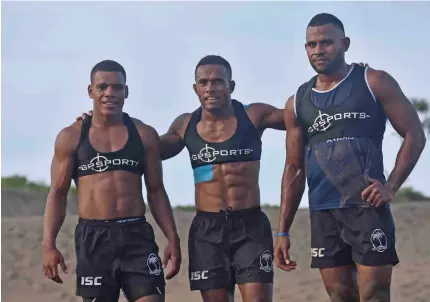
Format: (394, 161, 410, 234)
(91, 111, 123, 127)
(201, 100, 234, 122)
(318, 62, 350, 83)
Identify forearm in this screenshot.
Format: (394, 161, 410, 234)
(278, 164, 306, 233)
(147, 188, 179, 242)
(386, 132, 426, 193)
(42, 191, 67, 248)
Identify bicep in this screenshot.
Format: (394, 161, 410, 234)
(262, 105, 285, 130)
(50, 130, 76, 194)
(143, 129, 164, 191)
(369, 70, 424, 138)
(284, 96, 305, 167)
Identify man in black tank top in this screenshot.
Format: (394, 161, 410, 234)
(42, 60, 181, 302)
(161, 55, 288, 302)
(275, 14, 426, 302)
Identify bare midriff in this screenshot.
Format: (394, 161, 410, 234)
(76, 171, 146, 220)
(195, 160, 261, 212)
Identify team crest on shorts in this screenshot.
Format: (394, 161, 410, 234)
(370, 229, 388, 253)
(147, 253, 162, 276)
(259, 250, 273, 272)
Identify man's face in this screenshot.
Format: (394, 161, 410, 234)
(305, 23, 350, 75)
(88, 71, 128, 116)
(193, 64, 235, 111)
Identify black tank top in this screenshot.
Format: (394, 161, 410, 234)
(184, 99, 262, 170)
(295, 65, 387, 146)
(294, 65, 388, 210)
(72, 112, 146, 179)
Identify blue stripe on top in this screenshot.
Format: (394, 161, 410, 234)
(193, 164, 213, 184)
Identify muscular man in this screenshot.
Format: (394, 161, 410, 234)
(275, 13, 426, 302)
(42, 60, 181, 302)
(77, 55, 285, 302)
(161, 55, 287, 302)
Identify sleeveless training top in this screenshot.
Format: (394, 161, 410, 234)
(295, 65, 388, 210)
(184, 99, 262, 184)
(72, 112, 145, 179)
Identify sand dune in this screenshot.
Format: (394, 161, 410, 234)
(2, 191, 430, 301)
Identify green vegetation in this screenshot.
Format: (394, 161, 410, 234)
(410, 98, 430, 137)
(1, 174, 77, 195)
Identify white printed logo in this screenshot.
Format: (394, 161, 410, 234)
(190, 270, 209, 281)
(311, 248, 326, 258)
(259, 250, 273, 273)
(78, 153, 139, 172)
(191, 144, 253, 163)
(81, 276, 102, 286)
(370, 229, 387, 253)
(147, 253, 162, 276)
(308, 110, 371, 133)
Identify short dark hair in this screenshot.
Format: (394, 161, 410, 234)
(90, 59, 127, 83)
(307, 13, 345, 34)
(195, 55, 232, 80)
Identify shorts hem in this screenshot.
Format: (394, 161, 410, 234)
(236, 275, 273, 285)
(190, 282, 234, 291)
(354, 258, 400, 267)
(310, 260, 354, 269)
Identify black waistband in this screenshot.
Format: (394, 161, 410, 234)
(78, 216, 146, 227)
(196, 205, 262, 218)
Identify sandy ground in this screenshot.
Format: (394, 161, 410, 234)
(2, 202, 430, 302)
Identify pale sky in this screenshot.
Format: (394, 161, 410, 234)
(2, 1, 429, 208)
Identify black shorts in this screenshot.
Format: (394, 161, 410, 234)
(188, 206, 274, 291)
(74, 216, 165, 301)
(310, 206, 399, 269)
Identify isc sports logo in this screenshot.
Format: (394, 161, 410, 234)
(309, 110, 371, 133)
(191, 144, 253, 163)
(78, 153, 139, 172)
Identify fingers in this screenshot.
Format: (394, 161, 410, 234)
(44, 263, 63, 284)
(165, 256, 180, 280)
(60, 258, 68, 274)
(282, 248, 297, 271)
(274, 247, 296, 272)
(361, 183, 375, 200)
(162, 249, 169, 269)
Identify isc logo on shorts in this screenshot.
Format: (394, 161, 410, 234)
(81, 276, 102, 286)
(190, 270, 208, 281)
(311, 248, 325, 258)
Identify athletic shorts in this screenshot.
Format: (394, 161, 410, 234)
(188, 205, 274, 291)
(310, 206, 399, 268)
(74, 216, 165, 301)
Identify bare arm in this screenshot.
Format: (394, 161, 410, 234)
(278, 96, 306, 233)
(141, 125, 179, 242)
(42, 126, 78, 248)
(367, 68, 427, 193)
(247, 102, 285, 131)
(159, 113, 190, 160)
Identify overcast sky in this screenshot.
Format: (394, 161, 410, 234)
(2, 1, 429, 207)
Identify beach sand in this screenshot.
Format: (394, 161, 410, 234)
(2, 190, 429, 302)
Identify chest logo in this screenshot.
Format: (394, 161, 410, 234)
(191, 144, 253, 163)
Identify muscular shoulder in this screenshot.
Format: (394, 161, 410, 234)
(365, 67, 400, 102)
(167, 112, 192, 136)
(246, 102, 283, 118)
(54, 121, 82, 154)
(130, 117, 160, 143)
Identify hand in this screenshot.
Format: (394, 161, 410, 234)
(162, 237, 181, 280)
(42, 246, 68, 284)
(361, 177, 395, 207)
(274, 235, 296, 271)
(352, 62, 369, 67)
(75, 110, 93, 122)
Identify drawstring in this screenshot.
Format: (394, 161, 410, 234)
(220, 206, 233, 219)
